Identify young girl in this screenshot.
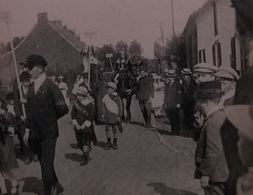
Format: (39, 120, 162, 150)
(71, 86, 96, 166)
(0, 99, 18, 194)
(102, 82, 123, 150)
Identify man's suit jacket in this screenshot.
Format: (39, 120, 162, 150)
(164, 79, 182, 109)
(26, 78, 68, 140)
(195, 109, 230, 182)
(136, 75, 154, 101)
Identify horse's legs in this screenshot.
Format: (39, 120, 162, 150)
(126, 95, 132, 122)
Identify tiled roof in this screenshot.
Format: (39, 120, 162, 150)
(48, 20, 86, 51)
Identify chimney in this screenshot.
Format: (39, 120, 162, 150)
(38, 12, 48, 23)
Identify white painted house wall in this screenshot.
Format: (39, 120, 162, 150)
(196, 0, 241, 71)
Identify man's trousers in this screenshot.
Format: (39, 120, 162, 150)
(30, 138, 58, 194)
(138, 100, 152, 127)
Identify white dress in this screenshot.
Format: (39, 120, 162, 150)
(58, 82, 69, 106)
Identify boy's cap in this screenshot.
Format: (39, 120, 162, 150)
(215, 66, 240, 81)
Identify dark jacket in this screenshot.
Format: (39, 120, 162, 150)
(26, 78, 68, 139)
(220, 119, 246, 195)
(136, 75, 154, 101)
(195, 109, 229, 182)
(71, 100, 95, 133)
(164, 79, 182, 109)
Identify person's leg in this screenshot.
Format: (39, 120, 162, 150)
(80, 133, 90, 166)
(105, 125, 112, 150)
(167, 108, 175, 134)
(90, 127, 97, 146)
(172, 107, 180, 135)
(112, 124, 119, 150)
(139, 100, 147, 125)
(40, 138, 58, 195)
(3, 169, 18, 194)
(144, 100, 152, 128)
(0, 172, 7, 194)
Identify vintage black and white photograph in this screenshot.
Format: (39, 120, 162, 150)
(0, 0, 253, 194)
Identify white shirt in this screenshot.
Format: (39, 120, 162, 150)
(33, 73, 46, 94)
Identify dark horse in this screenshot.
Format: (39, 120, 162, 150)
(114, 68, 137, 123)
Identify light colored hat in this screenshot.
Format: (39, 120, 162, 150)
(215, 66, 240, 81)
(76, 86, 89, 96)
(225, 105, 253, 141)
(107, 82, 117, 90)
(165, 69, 176, 77)
(194, 63, 218, 73)
(181, 68, 192, 75)
(58, 75, 64, 79)
(164, 68, 169, 73)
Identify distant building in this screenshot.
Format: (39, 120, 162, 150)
(0, 12, 87, 93)
(183, 0, 249, 73)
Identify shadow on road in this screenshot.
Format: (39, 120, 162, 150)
(147, 182, 198, 195)
(65, 153, 83, 163)
(20, 176, 43, 195)
(96, 141, 108, 149)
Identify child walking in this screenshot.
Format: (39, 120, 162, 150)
(71, 86, 96, 166)
(102, 82, 123, 150)
(0, 99, 18, 194)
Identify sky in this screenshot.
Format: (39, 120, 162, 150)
(0, 0, 206, 57)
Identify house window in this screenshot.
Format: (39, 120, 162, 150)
(199, 50, 202, 63)
(213, 1, 218, 36)
(212, 44, 216, 66)
(212, 41, 222, 67)
(202, 49, 206, 63)
(230, 37, 237, 70)
(198, 49, 206, 63)
(217, 42, 222, 67)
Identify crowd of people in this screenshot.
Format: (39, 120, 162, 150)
(0, 49, 252, 195)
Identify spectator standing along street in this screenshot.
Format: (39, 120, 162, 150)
(163, 69, 182, 135)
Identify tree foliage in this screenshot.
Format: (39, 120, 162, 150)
(115, 40, 128, 53)
(129, 40, 142, 57)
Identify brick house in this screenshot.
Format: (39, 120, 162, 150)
(0, 12, 87, 93)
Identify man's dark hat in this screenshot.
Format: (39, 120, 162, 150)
(24, 55, 47, 70)
(196, 80, 223, 100)
(20, 71, 31, 82)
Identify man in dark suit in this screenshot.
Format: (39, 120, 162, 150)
(163, 69, 182, 135)
(22, 55, 68, 195)
(136, 69, 154, 128)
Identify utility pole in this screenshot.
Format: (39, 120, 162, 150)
(83, 31, 95, 88)
(171, 0, 175, 39)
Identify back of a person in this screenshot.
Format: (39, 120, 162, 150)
(204, 109, 230, 182)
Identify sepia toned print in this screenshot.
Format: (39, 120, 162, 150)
(0, 0, 253, 194)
